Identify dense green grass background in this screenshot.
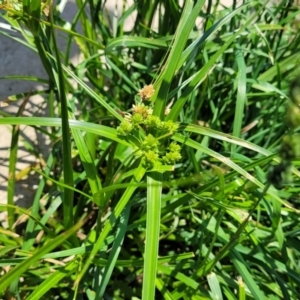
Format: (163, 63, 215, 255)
(0, 0, 300, 299)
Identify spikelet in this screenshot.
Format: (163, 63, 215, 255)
(138, 84, 155, 101)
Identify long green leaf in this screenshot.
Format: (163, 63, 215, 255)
(231, 250, 266, 300)
(167, 8, 257, 122)
(50, 9, 75, 233)
(142, 173, 162, 300)
(231, 43, 247, 153)
(25, 260, 78, 300)
(0, 219, 85, 292)
(95, 205, 130, 299)
(153, 0, 205, 118)
(74, 163, 146, 286)
(0, 117, 130, 146)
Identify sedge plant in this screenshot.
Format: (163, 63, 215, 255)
(0, 0, 300, 299)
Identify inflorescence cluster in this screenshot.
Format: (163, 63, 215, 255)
(117, 84, 181, 168)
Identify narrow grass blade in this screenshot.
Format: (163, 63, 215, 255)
(71, 129, 102, 196)
(178, 3, 250, 69)
(0, 117, 131, 146)
(95, 204, 131, 299)
(238, 276, 246, 300)
(7, 123, 20, 230)
(25, 260, 78, 300)
(181, 124, 272, 156)
(156, 278, 174, 300)
(157, 264, 199, 290)
(207, 272, 223, 300)
(22, 152, 54, 250)
(172, 133, 298, 211)
(0, 219, 85, 292)
(0, 246, 18, 256)
(7, 94, 31, 229)
(0, 204, 55, 237)
(257, 52, 300, 82)
(74, 163, 146, 286)
(231, 250, 266, 300)
(49, 10, 75, 233)
(62, 64, 123, 121)
(142, 172, 162, 300)
(33, 168, 92, 200)
(22, 0, 41, 35)
(105, 36, 168, 53)
(0, 75, 48, 83)
(153, 0, 205, 118)
(231, 43, 247, 154)
(167, 9, 258, 122)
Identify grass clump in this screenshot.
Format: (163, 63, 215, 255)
(0, 0, 300, 299)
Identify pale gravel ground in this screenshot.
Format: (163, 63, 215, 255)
(0, 0, 234, 223)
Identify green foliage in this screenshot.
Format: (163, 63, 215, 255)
(268, 77, 300, 189)
(0, 0, 300, 299)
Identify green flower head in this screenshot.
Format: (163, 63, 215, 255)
(159, 120, 179, 133)
(132, 103, 151, 119)
(144, 115, 161, 128)
(117, 120, 133, 135)
(169, 142, 181, 153)
(142, 134, 159, 149)
(144, 150, 159, 164)
(131, 113, 144, 126)
(162, 151, 182, 165)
